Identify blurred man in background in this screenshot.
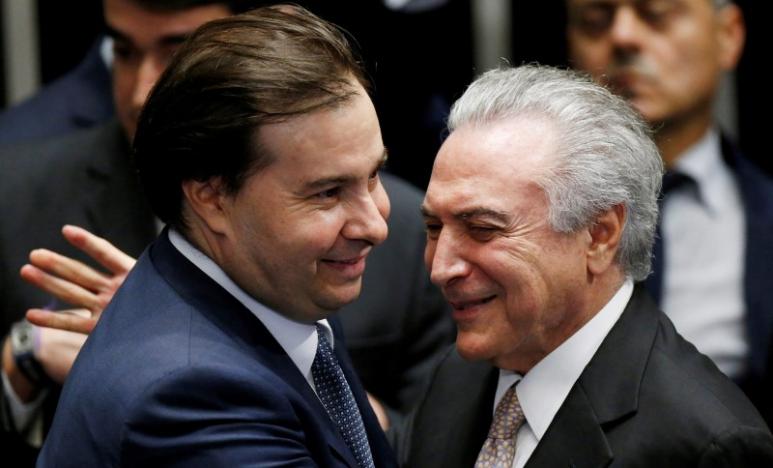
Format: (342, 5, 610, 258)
(567, 0, 773, 424)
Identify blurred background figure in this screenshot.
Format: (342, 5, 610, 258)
(0, 1, 766, 180)
(566, 0, 773, 426)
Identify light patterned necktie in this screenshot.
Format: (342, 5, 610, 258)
(475, 383, 526, 468)
(312, 324, 375, 468)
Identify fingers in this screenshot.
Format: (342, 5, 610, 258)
(27, 248, 110, 293)
(62, 225, 136, 274)
(26, 308, 97, 335)
(20, 263, 103, 312)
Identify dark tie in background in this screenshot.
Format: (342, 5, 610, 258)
(645, 171, 696, 304)
(312, 324, 375, 468)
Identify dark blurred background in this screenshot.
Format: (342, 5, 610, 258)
(0, 0, 767, 187)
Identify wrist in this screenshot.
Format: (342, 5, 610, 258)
(2, 334, 39, 402)
(8, 321, 52, 392)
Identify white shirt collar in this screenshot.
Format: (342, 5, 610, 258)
(495, 278, 634, 440)
(673, 128, 729, 215)
(167, 229, 333, 388)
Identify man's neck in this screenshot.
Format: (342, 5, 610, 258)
(654, 112, 713, 169)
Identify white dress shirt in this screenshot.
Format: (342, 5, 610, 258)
(168, 229, 333, 393)
(492, 279, 634, 468)
(662, 129, 747, 378)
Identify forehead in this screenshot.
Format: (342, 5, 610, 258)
(255, 88, 384, 179)
(104, 0, 230, 43)
(425, 116, 557, 214)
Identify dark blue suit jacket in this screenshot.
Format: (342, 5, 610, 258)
(0, 40, 113, 146)
(37, 232, 397, 467)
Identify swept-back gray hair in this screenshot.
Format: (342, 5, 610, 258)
(447, 65, 663, 281)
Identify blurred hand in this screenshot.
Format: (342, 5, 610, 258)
(367, 392, 390, 431)
(21, 225, 136, 334)
(34, 326, 88, 384)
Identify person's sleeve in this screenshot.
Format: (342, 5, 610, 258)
(1, 367, 47, 434)
(119, 366, 321, 467)
(697, 426, 773, 467)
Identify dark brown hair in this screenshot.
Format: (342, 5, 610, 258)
(133, 4, 369, 231)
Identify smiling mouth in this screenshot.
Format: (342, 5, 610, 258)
(450, 295, 496, 311)
(322, 255, 366, 266)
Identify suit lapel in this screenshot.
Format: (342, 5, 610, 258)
(525, 386, 611, 468)
(407, 350, 498, 468)
(526, 286, 659, 468)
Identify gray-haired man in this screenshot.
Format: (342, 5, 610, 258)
(405, 65, 773, 468)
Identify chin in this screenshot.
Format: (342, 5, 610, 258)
(316, 287, 362, 311)
(455, 332, 494, 363)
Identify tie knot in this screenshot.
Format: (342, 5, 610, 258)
(487, 384, 526, 439)
(661, 170, 694, 195)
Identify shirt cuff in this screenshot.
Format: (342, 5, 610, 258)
(2, 368, 47, 432)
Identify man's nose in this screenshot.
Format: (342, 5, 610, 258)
(426, 230, 470, 287)
(609, 6, 647, 52)
(342, 189, 389, 246)
(132, 56, 164, 110)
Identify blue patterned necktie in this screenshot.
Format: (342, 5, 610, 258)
(312, 324, 375, 468)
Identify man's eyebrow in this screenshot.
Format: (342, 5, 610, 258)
(105, 24, 190, 46)
(455, 207, 510, 223)
(302, 148, 388, 191)
(420, 205, 435, 218)
(419, 206, 510, 223)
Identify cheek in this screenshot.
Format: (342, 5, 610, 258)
(112, 69, 135, 110)
(298, 210, 348, 252)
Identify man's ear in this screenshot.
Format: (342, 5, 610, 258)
(715, 4, 745, 71)
(180, 178, 231, 235)
(587, 204, 625, 276)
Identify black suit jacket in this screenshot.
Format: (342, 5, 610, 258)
(39, 232, 397, 467)
(405, 286, 773, 467)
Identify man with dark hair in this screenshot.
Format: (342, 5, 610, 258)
(0, 0, 257, 146)
(1, 0, 449, 461)
(37, 6, 398, 466)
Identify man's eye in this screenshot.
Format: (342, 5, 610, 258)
(469, 226, 498, 241)
(638, 0, 678, 27)
(315, 187, 341, 199)
(573, 6, 614, 33)
(368, 169, 381, 189)
(424, 224, 441, 239)
(113, 43, 134, 61)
